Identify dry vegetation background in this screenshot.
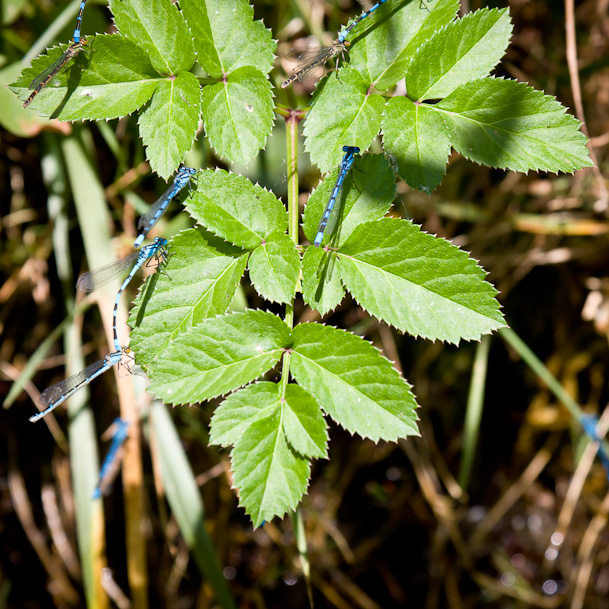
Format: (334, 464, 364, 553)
(1, 0, 609, 607)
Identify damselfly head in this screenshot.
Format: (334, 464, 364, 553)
(176, 166, 197, 188)
(178, 166, 197, 178)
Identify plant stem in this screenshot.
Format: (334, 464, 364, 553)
(290, 509, 314, 607)
(283, 108, 313, 606)
(280, 109, 301, 394)
(286, 112, 301, 249)
(282, 108, 304, 388)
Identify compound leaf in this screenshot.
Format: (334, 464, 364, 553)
(210, 382, 328, 460)
(232, 409, 310, 528)
(303, 67, 385, 173)
(349, 0, 459, 90)
(12, 35, 159, 120)
(210, 382, 280, 447)
(302, 153, 395, 248)
(109, 0, 195, 74)
(382, 96, 451, 193)
(301, 247, 345, 316)
(406, 8, 512, 101)
(180, 0, 275, 76)
(282, 383, 328, 459)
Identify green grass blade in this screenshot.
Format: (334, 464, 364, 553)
(150, 401, 236, 609)
(458, 335, 490, 490)
(61, 130, 114, 607)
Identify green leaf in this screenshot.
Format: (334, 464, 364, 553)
(382, 96, 451, 193)
(11, 35, 160, 120)
(248, 231, 301, 304)
(231, 409, 310, 528)
(291, 323, 419, 442)
(349, 0, 460, 90)
(148, 310, 291, 405)
(138, 71, 201, 179)
(210, 382, 279, 447)
(200, 66, 274, 166)
(407, 8, 512, 101)
(185, 168, 287, 249)
(282, 384, 328, 459)
(129, 229, 248, 371)
(301, 247, 345, 316)
(109, 0, 195, 74)
(210, 382, 328, 460)
(436, 77, 594, 172)
(180, 0, 275, 76)
(337, 218, 506, 343)
(303, 67, 385, 173)
(302, 153, 395, 247)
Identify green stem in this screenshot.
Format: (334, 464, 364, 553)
(290, 509, 314, 608)
(283, 109, 303, 337)
(286, 112, 300, 250)
(284, 108, 313, 606)
(458, 335, 490, 491)
(500, 327, 580, 416)
(281, 108, 307, 390)
(280, 109, 301, 392)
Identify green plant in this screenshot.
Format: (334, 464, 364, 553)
(11, 0, 592, 531)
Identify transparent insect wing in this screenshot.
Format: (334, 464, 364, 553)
(285, 46, 322, 62)
(76, 251, 141, 292)
(136, 182, 178, 231)
(38, 359, 106, 407)
(28, 50, 72, 89)
(324, 190, 347, 242)
(300, 47, 335, 69)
